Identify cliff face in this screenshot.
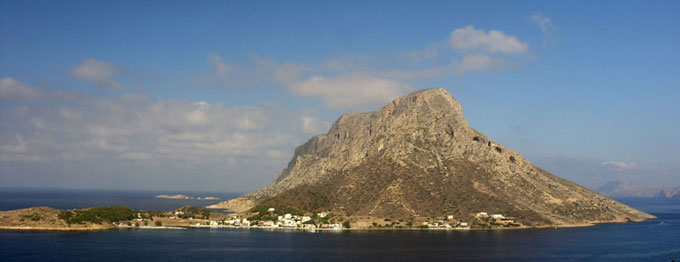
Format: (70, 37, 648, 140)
(210, 88, 654, 226)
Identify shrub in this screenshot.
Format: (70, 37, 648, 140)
(176, 206, 211, 219)
(21, 213, 42, 221)
(155, 221, 162, 226)
(58, 206, 136, 224)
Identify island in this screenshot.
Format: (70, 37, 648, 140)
(209, 89, 655, 229)
(0, 205, 546, 231)
(155, 194, 193, 200)
(0, 206, 224, 231)
(2, 89, 655, 232)
(154, 195, 220, 200)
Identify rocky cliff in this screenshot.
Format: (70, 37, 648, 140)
(210, 88, 654, 226)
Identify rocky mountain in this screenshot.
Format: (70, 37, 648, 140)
(210, 88, 654, 227)
(598, 180, 680, 199)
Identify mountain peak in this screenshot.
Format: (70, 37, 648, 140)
(209, 88, 654, 227)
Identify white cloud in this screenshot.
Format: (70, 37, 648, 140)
(449, 26, 528, 54)
(530, 12, 558, 47)
(0, 77, 44, 100)
(207, 53, 231, 79)
(0, 134, 43, 162)
(299, 116, 331, 135)
(2, 134, 27, 153)
(252, 56, 311, 85)
(455, 54, 510, 74)
(119, 152, 151, 160)
(406, 42, 447, 62)
(70, 58, 123, 89)
(395, 26, 532, 79)
(290, 75, 411, 109)
(602, 161, 637, 169)
(192, 26, 531, 110)
(195, 54, 311, 88)
(0, 87, 329, 184)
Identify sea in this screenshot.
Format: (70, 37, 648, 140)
(1, 188, 679, 262)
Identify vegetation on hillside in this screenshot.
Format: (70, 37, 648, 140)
(248, 188, 332, 221)
(58, 206, 137, 225)
(175, 206, 211, 219)
(20, 213, 43, 222)
(249, 205, 301, 221)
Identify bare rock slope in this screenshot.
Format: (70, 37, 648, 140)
(210, 88, 654, 226)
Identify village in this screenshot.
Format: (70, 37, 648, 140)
(112, 206, 521, 231)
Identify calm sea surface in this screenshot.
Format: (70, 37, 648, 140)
(1, 188, 679, 262)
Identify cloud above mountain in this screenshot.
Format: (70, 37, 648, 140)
(70, 58, 123, 89)
(449, 26, 529, 54)
(196, 26, 532, 110)
(290, 75, 411, 109)
(0, 78, 329, 191)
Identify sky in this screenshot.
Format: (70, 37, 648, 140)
(1, 1, 679, 192)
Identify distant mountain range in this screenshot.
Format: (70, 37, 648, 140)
(597, 181, 680, 199)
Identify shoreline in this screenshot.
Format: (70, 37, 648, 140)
(0, 226, 112, 231)
(1, 218, 654, 232)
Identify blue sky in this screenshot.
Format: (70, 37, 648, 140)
(1, 1, 679, 192)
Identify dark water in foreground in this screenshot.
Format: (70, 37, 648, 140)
(1, 189, 679, 262)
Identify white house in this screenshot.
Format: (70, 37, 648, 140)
(267, 208, 275, 212)
(284, 213, 293, 219)
(476, 212, 488, 217)
(283, 220, 296, 227)
(301, 216, 312, 223)
(491, 214, 504, 219)
(459, 222, 468, 227)
(446, 215, 454, 220)
(317, 212, 327, 218)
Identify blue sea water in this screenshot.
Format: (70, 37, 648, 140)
(0, 188, 242, 212)
(1, 189, 679, 262)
